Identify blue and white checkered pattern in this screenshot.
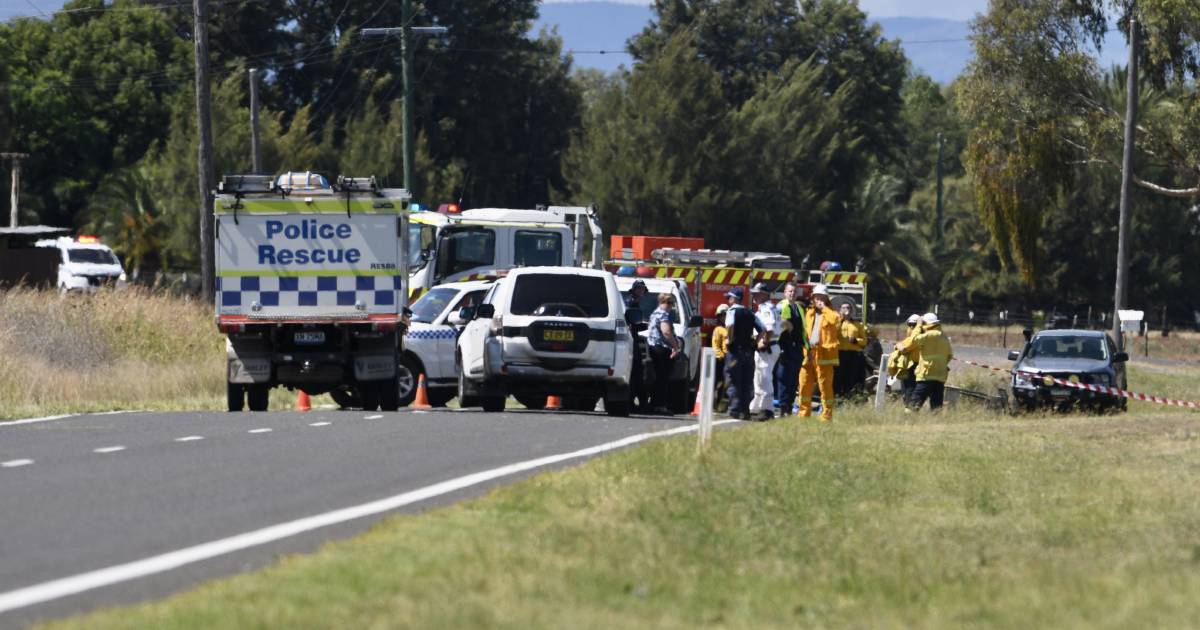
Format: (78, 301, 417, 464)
(217, 275, 402, 310)
(405, 328, 457, 340)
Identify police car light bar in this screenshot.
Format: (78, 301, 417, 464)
(219, 174, 275, 194)
(337, 175, 377, 193)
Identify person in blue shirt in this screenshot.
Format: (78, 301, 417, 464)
(647, 292, 682, 414)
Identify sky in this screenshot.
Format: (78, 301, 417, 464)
(541, 0, 992, 22)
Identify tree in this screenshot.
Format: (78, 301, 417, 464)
(842, 173, 933, 297)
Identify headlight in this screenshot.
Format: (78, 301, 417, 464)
(118, 272, 127, 282)
(1013, 373, 1036, 389)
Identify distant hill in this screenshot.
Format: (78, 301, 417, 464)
(533, 3, 1127, 83)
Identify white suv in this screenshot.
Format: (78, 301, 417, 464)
(456, 267, 634, 415)
(615, 276, 704, 412)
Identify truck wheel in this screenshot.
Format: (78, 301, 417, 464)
(330, 387, 361, 410)
(227, 383, 245, 412)
(379, 375, 401, 412)
(396, 355, 419, 407)
(481, 395, 506, 413)
(247, 385, 270, 412)
(360, 383, 381, 411)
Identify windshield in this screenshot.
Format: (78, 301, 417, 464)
(67, 248, 119, 265)
(620, 290, 680, 324)
(514, 230, 562, 267)
(1027, 335, 1108, 361)
(511, 274, 609, 318)
(436, 227, 496, 278)
(409, 287, 458, 323)
(407, 223, 435, 269)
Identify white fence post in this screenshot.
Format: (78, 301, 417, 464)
(698, 348, 716, 450)
(873, 344, 892, 412)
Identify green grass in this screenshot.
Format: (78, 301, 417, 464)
(44, 399, 1200, 629)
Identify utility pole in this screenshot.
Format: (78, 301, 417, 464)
(1111, 15, 1139, 349)
(935, 132, 944, 247)
(2, 153, 29, 228)
(361, 13, 447, 193)
(193, 0, 215, 301)
(249, 68, 262, 173)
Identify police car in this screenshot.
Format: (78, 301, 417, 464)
(35, 235, 128, 292)
(399, 279, 494, 406)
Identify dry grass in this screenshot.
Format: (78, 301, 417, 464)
(0, 287, 227, 419)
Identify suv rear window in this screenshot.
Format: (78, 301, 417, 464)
(510, 274, 609, 318)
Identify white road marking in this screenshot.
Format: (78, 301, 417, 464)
(93, 446, 126, 454)
(174, 436, 204, 443)
(0, 419, 740, 614)
(248, 428, 273, 434)
(308, 422, 331, 427)
(363, 414, 383, 420)
(1, 459, 34, 468)
(1, 410, 135, 428)
(412, 411, 428, 415)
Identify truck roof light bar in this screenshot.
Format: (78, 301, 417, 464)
(336, 175, 378, 194)
(218, 174, 276, 194)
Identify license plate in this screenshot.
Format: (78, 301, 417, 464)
(295, 331, 326, 345)
(1050, 388, 1071, 398)
(543, 329, 574, 342)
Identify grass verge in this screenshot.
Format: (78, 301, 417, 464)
(44, 401, 1200, 629)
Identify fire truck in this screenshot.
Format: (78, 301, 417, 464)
(602, 236, 872, 344)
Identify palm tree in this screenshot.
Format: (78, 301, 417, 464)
(846, 172, 934, 297)
(84, 167, 167, 278)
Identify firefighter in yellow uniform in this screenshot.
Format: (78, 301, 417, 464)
(895, 312, 953, 411)
(886, 314, 922, 405)
(797, 284, 842, 421)
(835, 301, 868, 396)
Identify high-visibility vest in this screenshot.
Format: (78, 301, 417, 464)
(838, 319, 867, 352)
(898, 325, 953, 382)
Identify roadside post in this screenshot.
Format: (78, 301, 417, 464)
(698, 348, 716, 451)
(1118, 309, 1144, 354)
(873, 344, 891, 412)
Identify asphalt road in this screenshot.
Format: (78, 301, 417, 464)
(0, 408, 718, 627)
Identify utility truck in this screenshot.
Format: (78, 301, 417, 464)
(215, 172, 411, 412)
(406, 204, 602, 300)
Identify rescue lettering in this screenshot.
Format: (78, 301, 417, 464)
(259, 219, 361, 265)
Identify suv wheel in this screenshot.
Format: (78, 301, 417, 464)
(457, 367, 480, 408)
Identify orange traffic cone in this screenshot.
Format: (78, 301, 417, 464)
(546, 395, 563, 410)
(412, 374, 432, 409)
(296, 390, 311, 412)
(690, 389, 702, 417)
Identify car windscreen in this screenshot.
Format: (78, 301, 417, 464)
(409, 287, 458, 323)
(67, 248, 119, 265)
(511, 274, 609, 318)
(513, 230, 562, 267)
(1027, 335, 1108, 361)
(620, 290, 680, 324)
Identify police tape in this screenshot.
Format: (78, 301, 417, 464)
(952, 357, 1200, 409)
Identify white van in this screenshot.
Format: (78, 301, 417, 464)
(35, 236, 127, 292)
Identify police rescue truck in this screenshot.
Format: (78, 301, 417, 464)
(406, 203, 602, 300)
(215, 172, 411, 412)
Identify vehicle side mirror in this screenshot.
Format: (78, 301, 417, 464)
(625, 308, 644, 326)
(476, 304, 495, 319)
(454, 306, 476, 324)
(1007, 350, 1020, 361)
(1113, 352, 1129, 363)
(688, 315, 703, 328)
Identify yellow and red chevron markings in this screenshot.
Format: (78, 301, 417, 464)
(953, 357, 1200, 410)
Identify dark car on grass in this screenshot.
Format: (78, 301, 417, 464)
(1008, 329, 1129, 413)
